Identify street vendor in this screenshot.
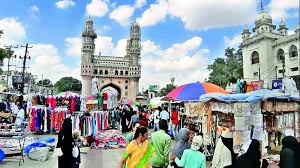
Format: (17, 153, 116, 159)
(15, 104, 25, 129)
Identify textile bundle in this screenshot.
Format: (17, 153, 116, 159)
(91, 130, 126, 149)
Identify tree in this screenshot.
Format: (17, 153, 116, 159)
(159, 84, 176, 96)
(54, 77, 82, 92)
(0, 48, 10, 60)
(207, 47, 243, 88)
(38, 79, 52, 86)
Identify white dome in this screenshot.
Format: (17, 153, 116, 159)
(255, 11, 272, 25)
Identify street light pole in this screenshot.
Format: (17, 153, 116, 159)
(20, 43, 32, 94)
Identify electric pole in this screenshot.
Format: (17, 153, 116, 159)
(20, 43, 32, 94)
(4, 45, 18, 92)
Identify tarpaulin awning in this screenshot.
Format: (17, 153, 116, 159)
(162, 82, 228, 101)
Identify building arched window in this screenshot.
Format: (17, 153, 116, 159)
(120, 71, 123, 75)
(289, 45, 298, 58)
(99, 70, 103, 75)
(105, 70, 108, 75)
(125, 80, 128, 83)
(115, 70, 118, 75)
(93, 69, 98, 74)
(125, 71, 128, 75)
(277, 49, 285, 62)
(251, 51, 259, 64)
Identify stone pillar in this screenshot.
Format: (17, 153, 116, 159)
(81, 76, 92, 96)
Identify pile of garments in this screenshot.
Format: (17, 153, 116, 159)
(91, 130, 126, 149)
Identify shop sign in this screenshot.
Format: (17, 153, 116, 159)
(251, 80, 264, 90)
(272, 80, 282, 89)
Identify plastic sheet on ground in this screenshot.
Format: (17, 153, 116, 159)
(92, 130, 126, 149)
(0, 148, 5, 161)
(28, 147, 50, 161)
(24, 137, 56, 156)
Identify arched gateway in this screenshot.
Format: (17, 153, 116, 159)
(80, 18, 141, 101)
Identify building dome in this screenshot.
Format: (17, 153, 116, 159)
(255, 11, 272, 26)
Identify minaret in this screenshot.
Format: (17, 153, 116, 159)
(81, 17, 97, 96)
(126, 21, 141, 65)
(126, 21, 141, 101)
(242, 25, 251, 41)
(278, 18, 288, 36)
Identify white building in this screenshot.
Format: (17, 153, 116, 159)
(241, 8, 300, 89)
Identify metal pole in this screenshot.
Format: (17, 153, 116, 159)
(20, 44, 32, 94)
(4, 45, 18, 92)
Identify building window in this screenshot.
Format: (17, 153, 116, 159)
(251, 51, 259, 64)
(105, 70, 108, 75)
(278, 70, 284, 73)
(289, 45, 298, 58)
(120, 71, 123, 75)
(277, 49, 285, 62)
(125, 86, 128, 89)
(253, 72, 258, 76)
(125, 80, 128, 83)
(102, 80, 104, 83)
(93, 69, 98, 74)
(125, 71, 128, 75)
(291, 67, 299, 71)
(115, 70, 118, 75)
(99, 70, 103, 74)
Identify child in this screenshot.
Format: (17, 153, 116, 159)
(72, 131, 81, 168)
(170, 135, 206, 168)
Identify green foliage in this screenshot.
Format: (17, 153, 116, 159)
(54, 77, 82, 92)
(38, 79, 52, 86)
(208, 47, 243, 88)
(159, 84, 176, 96)
(0, 48, 10, 60)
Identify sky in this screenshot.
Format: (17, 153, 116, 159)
(0, 0, 299, 90)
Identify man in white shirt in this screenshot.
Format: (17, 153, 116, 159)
(15, 105, 25, 129)
(152, 106, 162, 132)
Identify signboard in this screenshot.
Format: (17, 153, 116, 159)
(148, 85, 158, 92)
(272, 80, 282, 89)
(251, 80, 264, 90)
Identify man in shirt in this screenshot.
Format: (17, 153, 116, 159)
(152, 107, 161, 132)
(15, 104, 25, 129)
(151, 119, 171, 168)
(159, 106, 169, 121)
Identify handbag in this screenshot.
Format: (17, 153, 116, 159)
(53, 148, 63, 157)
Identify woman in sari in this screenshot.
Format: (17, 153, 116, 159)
(118, 126, 153, 168)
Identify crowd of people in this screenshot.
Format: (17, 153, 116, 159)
(54, 104, 300, 168)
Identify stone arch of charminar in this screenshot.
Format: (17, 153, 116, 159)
(98, 83, 122, 100)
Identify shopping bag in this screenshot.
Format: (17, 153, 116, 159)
(53, 148, 63, 157)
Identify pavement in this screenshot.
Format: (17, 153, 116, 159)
(0, 133, 211, 168)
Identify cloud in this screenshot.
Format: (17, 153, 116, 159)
(138, 0, 256, 30)
(86, 0, 109, 18)
(56, 0, 75, 9)
(224, 35, 242, 48)
(30, 5, 39, 13)
(28, 44, 80, 82)
(137, 0, 168, 27)
(0, 17, 26, 45)
(268, 0, 299, 20)
(65, 37, 81, 57)
(140, 36, 210, 88)
(135, 0, 147, 8)
(109, 5, 135, 26)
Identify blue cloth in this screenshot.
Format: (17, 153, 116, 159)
(176, 82, 206, 101)
(0, 148, 5, 161)
(24, 142, 47, 155)
(160, 111, 169, 121)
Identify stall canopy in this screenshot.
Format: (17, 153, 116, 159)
(162, 82, 228, 101)
(148, 97, 165, 108)
(199, 89, 300, 103)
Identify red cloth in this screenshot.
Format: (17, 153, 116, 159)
(30, 108, 36, 131)
(46, 97, 51, 106)
(102, 93, 108, 100)
(51, 111, 55, 130)
(171, 111, 179, 125)
(70, 96, 75, 113)
(51, 97, 56, 109)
